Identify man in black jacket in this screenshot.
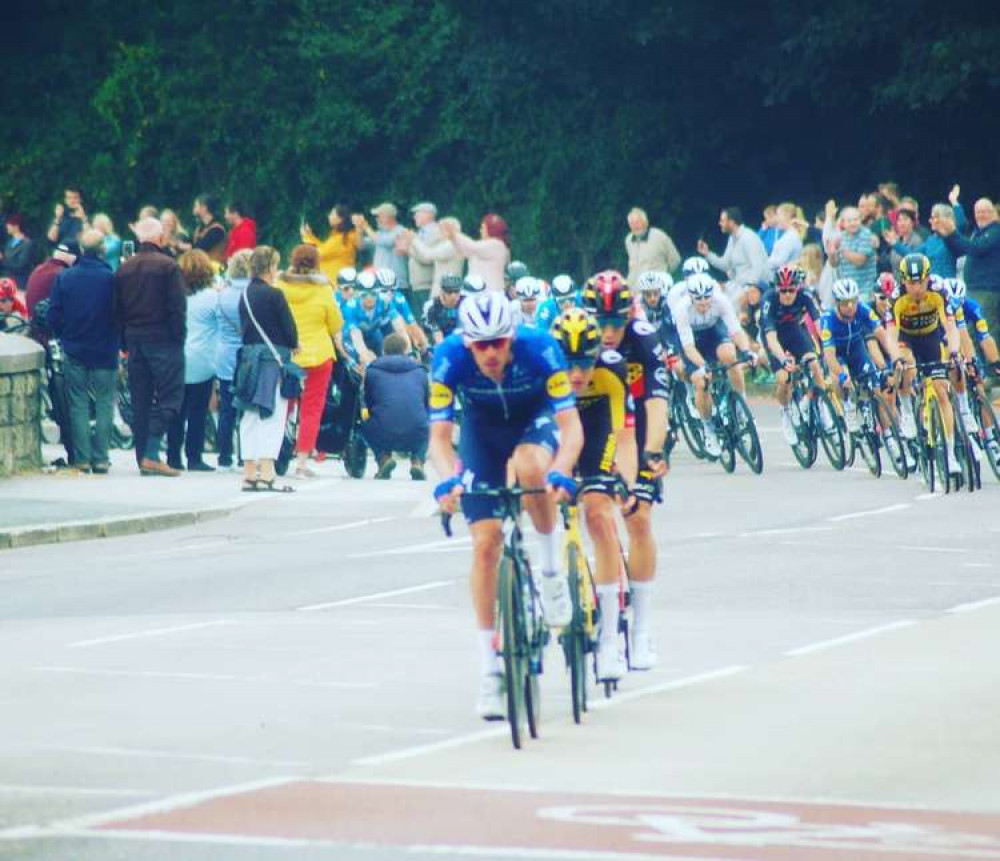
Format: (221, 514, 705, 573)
(361, 333, 429, 480)
(113, 217, 186, 475)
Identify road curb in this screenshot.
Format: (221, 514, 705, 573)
(0, 504, 241, 551)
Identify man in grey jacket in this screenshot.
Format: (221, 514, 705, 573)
(625, 208, 681, 284)
(697, 206, 770, 313)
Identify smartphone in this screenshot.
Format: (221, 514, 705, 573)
(122, 240, 135, 260)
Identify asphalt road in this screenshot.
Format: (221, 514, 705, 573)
(1, 419, 999, 861)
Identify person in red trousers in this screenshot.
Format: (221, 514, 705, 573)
(277, 245, 343, 478)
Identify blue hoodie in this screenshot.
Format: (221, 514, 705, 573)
(47, 255, 119, 368)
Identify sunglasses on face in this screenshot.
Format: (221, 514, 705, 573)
(777, 287, 798, 295)
(597, 315, 627, 329)
(470, 337, 511, 352)
(568, 357, 596, 370)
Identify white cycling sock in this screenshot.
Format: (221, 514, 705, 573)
(597, 584, 619, 648)
(630, 580, 654, 638)
(536, 527, 561, 576)
(478, 629, 498, 676)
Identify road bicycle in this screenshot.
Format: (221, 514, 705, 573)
(442, 486, 548, 750)
(705, 359, 763, 474)
(965, 359, 1000, 482)
(666, 366, 705, 460)
(842, 371, 908, 479)
(559, 498, 597, 724)
(784, 366, 847, 471)
(904, 361, 971, 494)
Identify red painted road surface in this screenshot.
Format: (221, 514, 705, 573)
(95, 781, 1000, 859)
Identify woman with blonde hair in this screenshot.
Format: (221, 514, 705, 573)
(92, 213, 122, 271)
(301, 203, 363, 285)
(167, 249, 220, 471)
(214, 249, 253, 468)
(277, 244, 343, 478)
(160, 208, 189, 258)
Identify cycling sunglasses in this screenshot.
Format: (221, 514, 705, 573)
(777, 287, 799, 295)
(567, 357, 596, 370)
(470, 337, 512, 352)
(596, 314, 627, 328)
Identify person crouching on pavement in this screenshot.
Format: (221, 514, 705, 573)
(361, 332, 429, 480)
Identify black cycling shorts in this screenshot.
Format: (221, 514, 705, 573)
(899, 331, 947, 378)
(767, 324, 817, 372)
(577, 403, 617, 495)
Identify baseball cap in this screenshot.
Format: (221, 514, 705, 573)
(53, 241, 80, 264)
(370, 202, 398, 218)
(410, 202, 437, 216)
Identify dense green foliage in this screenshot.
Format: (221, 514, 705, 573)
(3, 0, 998, 273)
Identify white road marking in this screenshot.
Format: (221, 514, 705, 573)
(30, 745, 307, 768)
(350, 536, 471, 558)
(947, 595, 1000, 614)
(296, 580, 455, 612)
(784, 620, 917, 657)
(352, 665, 747, 767)
(826, 503, 910, 522)
(34, 667, 374, 689)
(739, 526, 834, 538)
(962, 562, 996, 569)
(0, 784, 155, 797)
(365, 602, 456, 611)
(68, 620, 235, 648)
(286, 516, 394, 537)
(899, 545, 970, 554)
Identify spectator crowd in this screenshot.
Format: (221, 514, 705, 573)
(1, 180, 998, 487)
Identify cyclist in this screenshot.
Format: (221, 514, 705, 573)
(422, 274, 463, 345)
(429, 291, 583, 719)
(335, 267, 357, 310)
(759, 265, 828, 443)
(947, 277, 1000, 375)
(342, 270, 408, 366)
(535, 274, 579, 331)
(820, 279, 903, 447)
(505, 260, 530, 298)
(551, 308, 637, 682)
(890, 253, 962, 475)
(635, 270, 673, 328)
(374, 267, 428, 355)
(673, 273, 754, 458)
(581, 270, 668, 670)
(461, 273, 488, 299)
(513, 276, 543, 327)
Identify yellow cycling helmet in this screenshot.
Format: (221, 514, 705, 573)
(552, 308, 601, 360)
(899, 253, 930, 283)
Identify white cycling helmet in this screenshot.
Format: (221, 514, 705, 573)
(832, 278, 860, 301)
(686, 272, 716, 300)
(515, 276, 542, 299)
(356, 270, 378, 292)
(682, 256, 710, 277)
(460, 291, 515, 341)
(637, 270, 673, 294)
(374, 267, 397, 290)
(461, 274, 487, 296)
(337, 266, 358, 288)
(945, 277, 967, 302)
(551, 274, 577, 299)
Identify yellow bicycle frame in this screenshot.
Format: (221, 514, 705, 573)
(562, 502, 597, 638)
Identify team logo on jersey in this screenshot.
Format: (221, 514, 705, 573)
(654, 366, 669, 387)
(600, 349, 623, 365)
(430, 382, 454, 409)
(976, 319, 989, 333)
(546, 371, 572, 399)
(632, 320, 656, 336)
(820, 328, 832, 342)
(627, 362, 643, 385)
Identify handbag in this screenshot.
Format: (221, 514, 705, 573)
(241, 287, 305, 399)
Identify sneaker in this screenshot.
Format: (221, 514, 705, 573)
(475, 673, 505, 721)
(140, 458, 181, 477)
(410, 461, 426, 481)
(596, 641, 627, 682)
(375, 455, 396, 480)
(631, 632, 658, 671)
(843, 403, 860, 433)
(986, 439, 1000, 468)
(91, 463, 110, 475)
(539, 572, 572, 628)
(781, 410, 798, 445)
(187, 461, 216, 472)
(702, 425, 721, 457)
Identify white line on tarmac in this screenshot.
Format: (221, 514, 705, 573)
(784, 620, 917, 657)
(68, 620, 235, 648)
(947, 595, 1000, 614)
(826, 502, 910, 522)
(0, 784, 156, 797)
(0, 776, 297, 841)
(296, 580, 455, 612)
(286, 516, 394, 537)
(34, 667, 375, 689)
(30, 745, 307, 768)
(351, 665, 747, 768)
(739, 526, 834, 538)
(350, 536, 471, 558)
(899, 545, 970, 554)
(365, 602, 456, 611)
(962, 562, 996, 569)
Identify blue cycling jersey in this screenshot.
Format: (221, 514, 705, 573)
(536, 296, 579, 331)
(386, 291, 415, 324)
(957, 296, 991, 342)
(820, 302, 881, 356)
(343, 296, 398, 335)
(430, 325, 576, 425)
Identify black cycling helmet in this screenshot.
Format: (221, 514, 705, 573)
(506, 260, 530, 282)
(440, 274, 463, 294)
(899, 253, 931, 283)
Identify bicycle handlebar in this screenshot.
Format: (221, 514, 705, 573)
(440, 486, 547, 537)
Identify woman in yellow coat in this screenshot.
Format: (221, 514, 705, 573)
(277, 245, 343, 478)
(301, 204, 364, 285)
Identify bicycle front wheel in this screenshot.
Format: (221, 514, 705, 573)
(816, 393, 846, 470)
(498, 555, 527, 749)
(951, 400, 978, 493)
(731, 393, 764, 474)
(972, 388, 1000, 481)
(928, 396, 950, 494)
(564, 546, 589, 725)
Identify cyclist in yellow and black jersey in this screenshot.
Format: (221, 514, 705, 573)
(889, 253, 962, 474)
(552, 309, 637, 684)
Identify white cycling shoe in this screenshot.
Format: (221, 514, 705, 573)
(631, 632, 658, 671)
(781, 410, 798, 445)
(899, 410, 917, 439)
(475, 673, 505, 721)
(596, 640, 628, 682)
(702, 426, 721, 457)
(539, 573, 572, 628)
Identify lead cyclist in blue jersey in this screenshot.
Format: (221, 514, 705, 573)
(429, 292, 584, 720)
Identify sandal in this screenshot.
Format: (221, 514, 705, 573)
(257, 479, 296, 493)
(241, 479, 261, 492)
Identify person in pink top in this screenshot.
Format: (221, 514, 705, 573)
(439, 213, 511, 292)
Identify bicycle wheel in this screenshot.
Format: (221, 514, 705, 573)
(858, 429, 882, 477)
(718, 425, 736, 473)
(674, 395, 706, 459)
(730, 393, 764, 474)
(968, 385, 1000, 482)
(816, 393, 846, 470)
(343, 432, 367, 479)
(498, 555, 526, 750)
(564, 548, 586, 725)
(950, 401, 977, 493)
(928, 397, 950, 494)
(875, 395, 908, 478)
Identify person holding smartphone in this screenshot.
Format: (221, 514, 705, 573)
(46, 186, 88, 246)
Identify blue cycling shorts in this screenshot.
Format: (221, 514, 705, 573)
(459, 412, 559, 523)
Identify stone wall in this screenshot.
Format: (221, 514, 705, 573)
(0, 335, 45, 476)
